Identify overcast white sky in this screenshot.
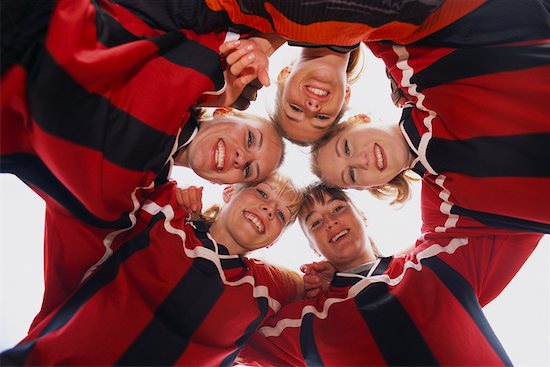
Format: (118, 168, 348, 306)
(1, 44, 548, 365)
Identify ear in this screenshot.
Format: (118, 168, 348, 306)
(222, 185, 234, 203)
(277, 66, 291, 83)
(344, 84, 351, 105)
(347, 113, 370, 125)
(213, 107, 233, 118)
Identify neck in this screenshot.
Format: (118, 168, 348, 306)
(298, 47, 350, 69)
(390, 122, 415, 170)
(208, 220, 246, 255)
(174, 147, 189, 167)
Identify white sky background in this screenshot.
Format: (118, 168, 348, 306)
(1, 44, 549, 365)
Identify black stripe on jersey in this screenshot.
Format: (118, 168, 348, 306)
(300, 313, 325, 367)
(154, 32, 225, 91)
(422, 256, 513, 366)
(415, 0, 550, 47)
(0, 212, 165, 365)
(27, 50, 176, 174)
(115, 257, 225, 365)
(239, 0, 443, 27)
(355, 282, 438, 366)
(428, 133, 550, 177)
(94, 4, 225, 90)
(0, 153, 132, 229)
(220, 297, 269, 367)
(92, 0, 142, 47)
(411, 43, 550, 92)
(451, 205, 550, 234)
(0, 0, 54, 75)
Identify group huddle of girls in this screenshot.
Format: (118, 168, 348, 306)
(1, 0, 549, 365)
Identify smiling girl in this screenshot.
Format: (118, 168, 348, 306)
(270, 45, 363, 145)
(1, 173, 304, 366)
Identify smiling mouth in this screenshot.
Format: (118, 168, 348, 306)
(215, 139, 225, 171)
(244, 211, 265, 233)
(330, 229, 349, 243)
(374, 143, 385, 171)
(306, 86, 329, 97)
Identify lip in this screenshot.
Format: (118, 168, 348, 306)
(328, 228, 350, 244)
(303, 84, 330, 102)
(211, 139, 228, 172)
(243, 210, 266, 234)
(373, 143, 387, 172)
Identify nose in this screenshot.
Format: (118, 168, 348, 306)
(351, 151, 368, 170)
(305, 99, 320, 112)
(326, 216, 339, 229)
(233, 148, 246, 168)
(261, 203, 274, 219)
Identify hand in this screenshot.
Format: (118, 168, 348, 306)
(220, 38, 270, 88)
(300, 261, 336, 298)
(175, 186, 203, 220)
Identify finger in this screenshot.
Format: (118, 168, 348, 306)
(176, 189, 184, 207)
(181, 190, 192, 212)
(187, 186, 198, 212)
(219, 39, 242, 55)
(238, 73, 258, 88)
(257, 66, 270, 87)
(195, 187, 203, 213)
(306, 289, 321, 298)
(300, 265, 309, 273)
(229, 53, 256, 77)
(225, 43, 255, 66)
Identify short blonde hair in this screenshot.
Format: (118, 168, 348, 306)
(310, 115, 418, 206)
(202, 171, 303, 224)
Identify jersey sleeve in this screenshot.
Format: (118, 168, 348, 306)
(205, 0, 485, 46)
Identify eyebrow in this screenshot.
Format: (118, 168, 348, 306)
(304, 198, 339, 223)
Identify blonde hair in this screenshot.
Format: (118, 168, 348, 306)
(310, 115, 418, 206)
(270, 45, 365, 145)
(202, 171, 303, 224)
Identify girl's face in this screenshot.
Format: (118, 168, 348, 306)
(278, 52, 351, 144)
(316, 122, 411, 189)
(299, 193, 371, 270)
(185, 116, 282, 184)
(218, 182, 296, 252)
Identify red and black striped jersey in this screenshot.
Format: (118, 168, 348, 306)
(0, 0, 230, 229)
(1, 181, 300, 366)
(204, 0, 485, 46)
(367, 0, 550, 233)
(237, 213, 543, 366)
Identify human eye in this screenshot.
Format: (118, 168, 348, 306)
(256, 189, 268, 199)
(349, 167, 356, 183)
(244, 163, 251, 179)
(290, 104, 302, 113)
(344, 139, 350, 155)
(310, 219, 321, 229)
(247, 131, 254, 147)
(333, 204, 346, 213)
(316, 115, 330, 120)
(276, 209, 286, 223)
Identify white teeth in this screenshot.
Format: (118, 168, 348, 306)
(244, 212, 265, 233)
(306, 86, 328, 96)
(330, 229, 349, 243)
(375, 144, 383, 170)
(216, 140, 225, 170)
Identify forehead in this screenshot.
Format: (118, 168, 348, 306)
(317, 139, 346, 187)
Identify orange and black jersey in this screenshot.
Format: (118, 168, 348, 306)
(204, 0, 486, 45)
